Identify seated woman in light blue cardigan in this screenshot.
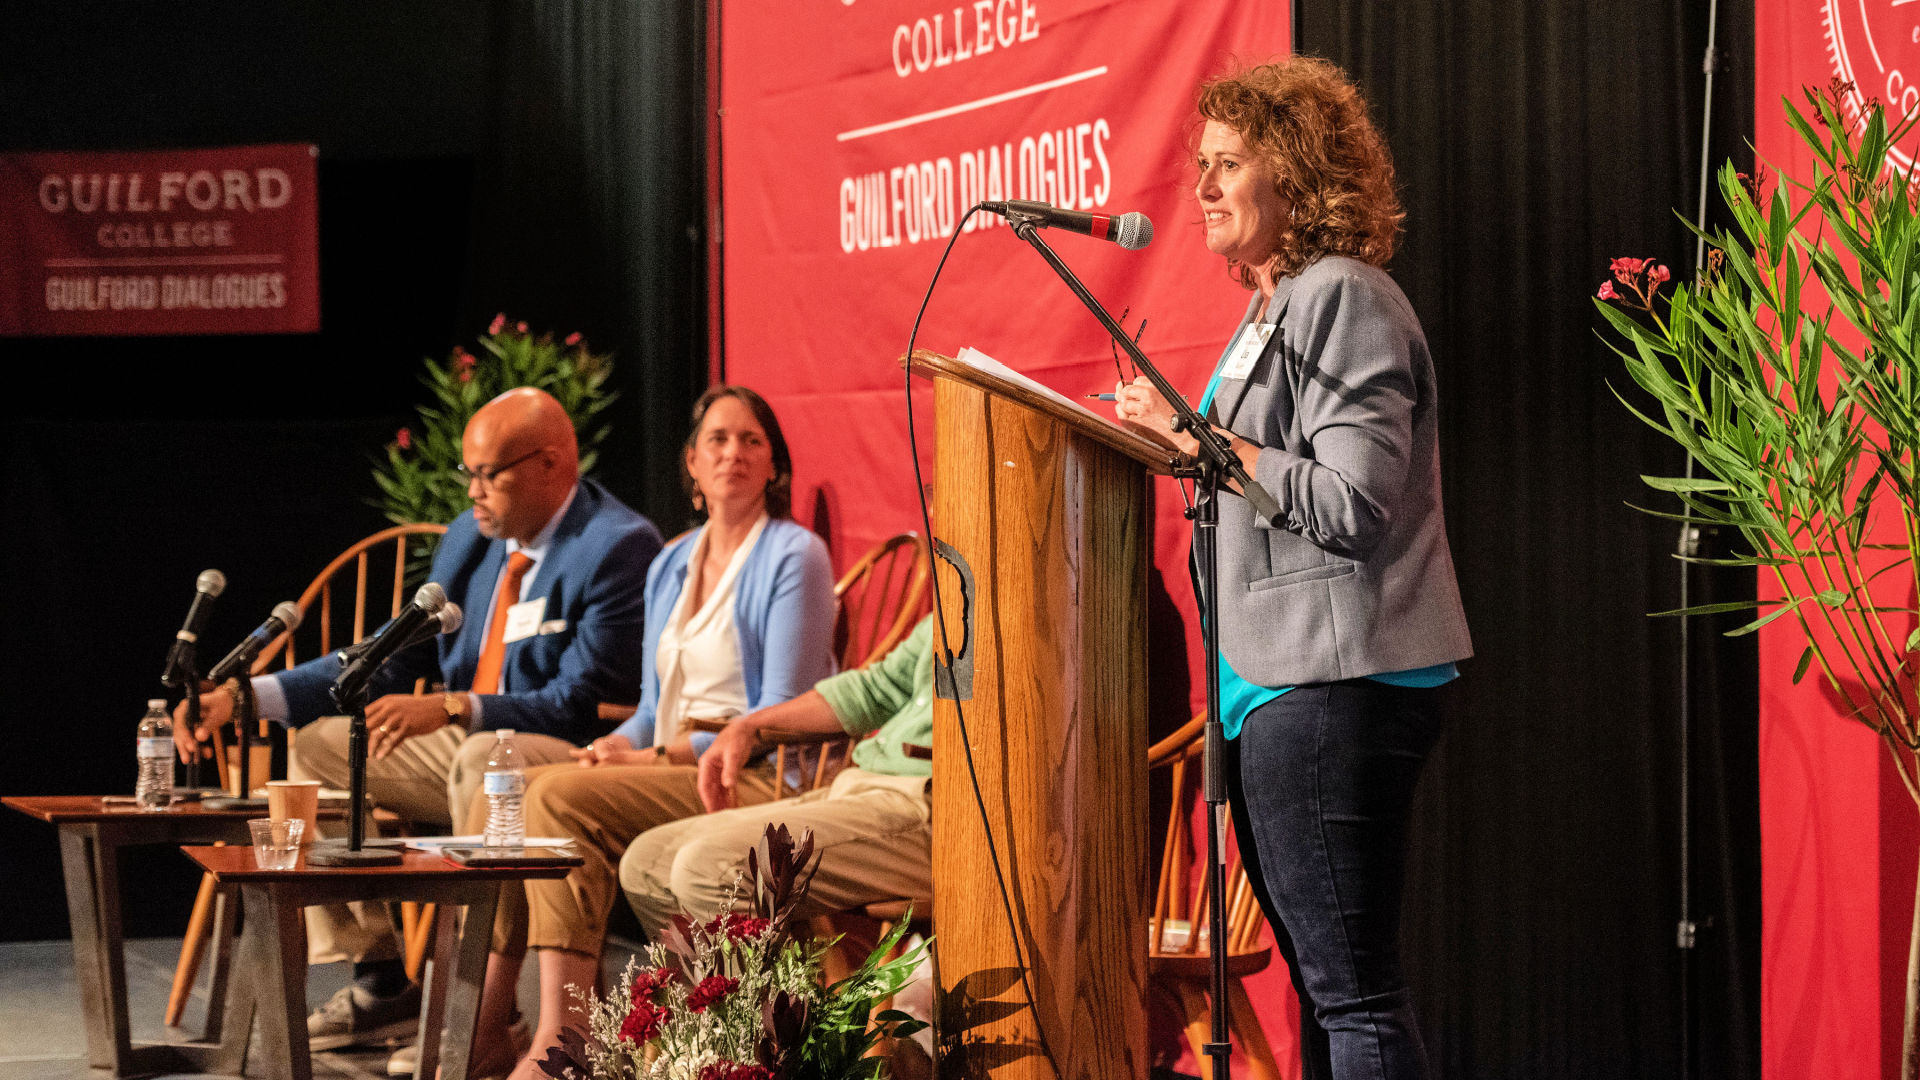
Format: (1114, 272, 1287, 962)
(455, 385, 837, 1080)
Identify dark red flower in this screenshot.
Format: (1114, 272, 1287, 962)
(488, 313, 507, 335)
(458, 368, 472, 383)
(564, 331, 583, 346)
(453, 347, 476, 369)
(703, 912, 771, 941)
(618, 997, 670, 1044)
(630, 966, 678, 1001)
(698, 1063, 772, 1080)
(515, 320, 529, 333)
(685, 974, 739, 1013)
(395, 427, 412, 450)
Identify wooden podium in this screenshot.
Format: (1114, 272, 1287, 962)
(909, 350, 1178, 1080)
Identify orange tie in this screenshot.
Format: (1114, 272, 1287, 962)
(471, 551, 535, 695)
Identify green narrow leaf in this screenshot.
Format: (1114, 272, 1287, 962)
(1793, 645, 1815, 683)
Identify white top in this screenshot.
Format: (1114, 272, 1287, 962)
(649, 513, 767, 748)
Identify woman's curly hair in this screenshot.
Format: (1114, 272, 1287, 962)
(1197, 56, 1402, 285)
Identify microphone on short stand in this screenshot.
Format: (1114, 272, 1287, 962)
(160, 569, 226, 689)
(981, 200, 1154, 250)
(334, 602, 462, 668)
(329, 583, 448, 710)
(207, 601, 302, 684)
(200, 601, 302, 808)
(311, 583, 451, 867)
(159, 569, 226, 790)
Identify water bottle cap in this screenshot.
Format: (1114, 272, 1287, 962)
(148, 699, 167, 710)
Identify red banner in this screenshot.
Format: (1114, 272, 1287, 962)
(719, 0, 1294, 1069)
(1756, 7, 1920, 1076)
(0, 143, 319, 336)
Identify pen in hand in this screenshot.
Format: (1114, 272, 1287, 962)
(1085, 393, 1118, 401)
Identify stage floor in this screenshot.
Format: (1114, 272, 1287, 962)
(0, 934, 645, 1079)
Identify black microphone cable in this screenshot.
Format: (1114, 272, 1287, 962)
(901, 202, 1065, 1079)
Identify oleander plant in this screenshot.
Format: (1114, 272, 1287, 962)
(1596, 80, 1920, 1077)
(373, 314, 616, 572)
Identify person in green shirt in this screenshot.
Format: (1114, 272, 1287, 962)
(620, 615, 935, 934)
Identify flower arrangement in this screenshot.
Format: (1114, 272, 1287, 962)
(372, 315, 617, 570)
(1596, 80, 1920, 1075)
(534, 825, 930, 1080)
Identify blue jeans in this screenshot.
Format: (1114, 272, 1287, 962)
(1226, 679, 1443, 1080)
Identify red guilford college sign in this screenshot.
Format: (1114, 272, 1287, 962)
(0, 143, 319, 336)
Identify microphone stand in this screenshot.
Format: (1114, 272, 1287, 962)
(308, 663, 404, 866)
(1007, 211, 1282, 1080)
(208, 678, 269, 811)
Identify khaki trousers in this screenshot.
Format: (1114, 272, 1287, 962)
(467, 760, 780, 957)
(292, 718, 577, 964)
(619, 767, 933, 938)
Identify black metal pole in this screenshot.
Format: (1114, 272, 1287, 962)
(307, 681, 403, 866)
(1192, 465, 1234, 1080)
(181, 665, 203, 791)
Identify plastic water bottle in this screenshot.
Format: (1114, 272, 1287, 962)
(483, 729, 525, 847)
(136, 699, 175, 811)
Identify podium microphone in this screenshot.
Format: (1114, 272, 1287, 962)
(207, 601, 303, 684)
(160, 569, 227, 688)
(981, 200, 1154, 250)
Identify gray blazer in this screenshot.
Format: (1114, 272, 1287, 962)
(1205, 256, 1471, 687)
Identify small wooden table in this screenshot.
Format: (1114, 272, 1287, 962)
(1, 795, 304, 1077)
(181, 844, 577, 1080)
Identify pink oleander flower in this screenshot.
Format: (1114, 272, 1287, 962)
(1597, 280, 1618, 301)
(516, 320, 529, 333)
(685, 974, 739, 1013)
(453, 347, 476, 368)
(1651, 264, 1671, 282)
(395, 427, 412, 449)
(1609, 256, 1643, 281)
(488, 313, 507, 335)
(564, 331, 582, 346)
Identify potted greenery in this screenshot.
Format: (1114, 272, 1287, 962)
(373, 314, 616, 569)
(1597, 81, 1920, 1076)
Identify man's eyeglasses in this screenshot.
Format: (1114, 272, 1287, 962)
(457, 448, 544, 489)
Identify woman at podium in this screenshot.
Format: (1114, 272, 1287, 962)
(1112, 56, 1472, 1080)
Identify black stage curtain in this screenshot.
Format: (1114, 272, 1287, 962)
(1306, 2, 1758, 1078)
(0, 0, 707, 940)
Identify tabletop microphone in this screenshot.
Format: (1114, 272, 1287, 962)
(160, 569, 227, 687)
(331, 583, 448, 704)
(981, 200, 1154, 250)
(338, 601, 463, 666)
(207, 601, 303, 684)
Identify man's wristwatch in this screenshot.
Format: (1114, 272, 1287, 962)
(442, 692, 469, 725)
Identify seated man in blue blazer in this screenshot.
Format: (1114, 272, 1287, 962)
(173, 387, 663, 1049)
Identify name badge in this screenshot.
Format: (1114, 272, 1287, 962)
(1220, 324, 1274, 381)
(502, 597, 546, 644)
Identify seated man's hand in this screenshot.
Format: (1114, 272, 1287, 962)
(571, 733, 650, 768)
(171, 689, 232, 764)
(697, 719, 762, 813)
(364, 693, 452, 760)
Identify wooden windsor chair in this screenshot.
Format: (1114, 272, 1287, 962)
(165, 523, 449, 1027)
(1148, 712, 1287, 1080)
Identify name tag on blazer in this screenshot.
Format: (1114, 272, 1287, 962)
(537, 619, 569, 636)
